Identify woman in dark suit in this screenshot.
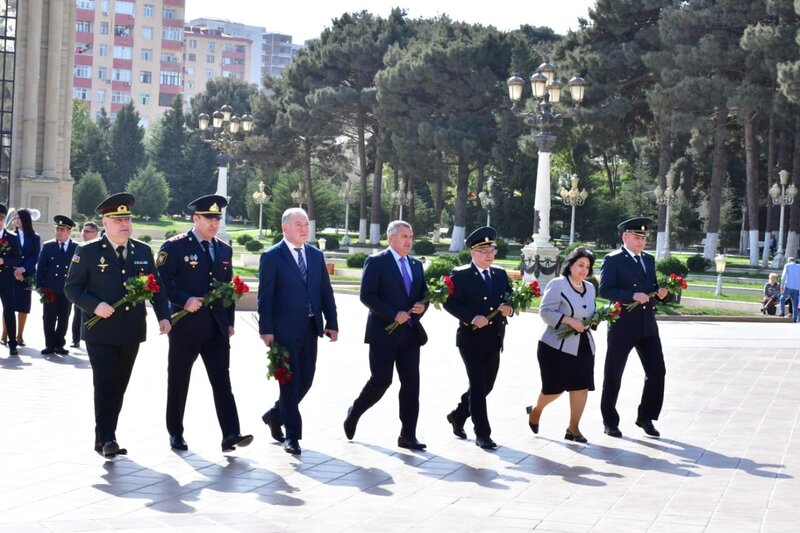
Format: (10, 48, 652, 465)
(1, 208, 40, 346)
(527, 247, 596, 444)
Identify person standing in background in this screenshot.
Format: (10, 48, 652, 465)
(1, 208, 40, 348)
(36, 216, 78, 356)
(0, 204, 21, 356)
(779, 257, 800, 321)
(71, 221, 100, 348)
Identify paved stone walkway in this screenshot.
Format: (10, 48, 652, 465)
(0, 294, 797, 532)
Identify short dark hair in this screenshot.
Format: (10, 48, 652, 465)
(561, 246, 595, 278)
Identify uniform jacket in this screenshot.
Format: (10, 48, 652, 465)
(258, 240, 338, 342)
(0, 228, 21, 288)
(598, 247, 662, 338)
(538, 276, 596, 356)
(64, 235, 171, 345)
(443, 263, 512, 350)
(156, 230, 235, 333)
(360, 249, 428, 346)
(17, 232, 42, 280)
(36, 239, 78, 294)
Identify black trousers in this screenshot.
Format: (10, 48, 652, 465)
(71, 303, 82, 344)
(350, 331, 421, 438)
(452, 345, 501, 439)
(166, 312, 240, 438)
(264, 319, 318, 440)
(43, 292, 71, 349)
(601, 333, 666, 427)
(87, 342, 140, 444)
(0, 283, 16, 348)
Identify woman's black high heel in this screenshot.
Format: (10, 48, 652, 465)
(564, 429, 587, 443)
(525, 406, 539, 434)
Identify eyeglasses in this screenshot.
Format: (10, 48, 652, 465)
(474, 247, 497, 256)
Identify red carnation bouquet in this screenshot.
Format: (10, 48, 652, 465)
(38, 287, 57, 305)
(171, 275, 250, 324)
(558, 301, 623, 340)
(85, 273, 160, 329)
(267, 342, 292, 384)
(476, 279, 541, 330)
(385, 274, 454, 334)
(0, 239, 10, 255)
(626, 272, 688, 311)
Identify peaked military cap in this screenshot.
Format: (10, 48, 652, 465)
(188, 194, 227, 218)
(0, 204, 7, 216)
(466, 226, 497, 249)
(617, 216, 654, 236)
(96, 192, 135, 218)
(53, 215, 76, 229)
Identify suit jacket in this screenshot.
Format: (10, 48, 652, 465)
(538, 276, 596, 356)
(0, 228, 21, 288)
(36, 239, 78, 294)
(443, 263, 512, 351)
(156, 230, 235, 334)
(598, 247, 662, 338)
(64, 235, 171, 345)
(258, 240, 338, 342)
(360, 249, 428, 346)
(17, 232, 41, 280)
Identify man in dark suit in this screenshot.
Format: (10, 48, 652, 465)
(36, 215, 79, 356)
(65, 193, 172, 458)
(0, 204, 21, 356)
(443, 227, 513, 450)
(259, 208, 338, 455)
(598, 217, 668, 438)
(71, 221, 100, 348)
(343, 221, 429, 450)
(157, 194, 253, 453)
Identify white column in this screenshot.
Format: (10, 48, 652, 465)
(215, 163, 229, 241)
(21, 0, 43, 176)
(532, 151, 552, 246)
(42, 0, 65, 177)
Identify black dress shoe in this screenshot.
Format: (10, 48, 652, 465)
(446, 411, 467, 439)
(343, 406, 359, 440)
(603, 424, 623, 438)
(102, 440, 120, 457)
(95, 442, 127, 455)
(41, 347, 55, 355)
(9, 347, 18, 356)
(397, 436, 426, 450)
(475, 437, 497, 449)
(283, 438, 301, 455)
(635, 419, 661, 437)
(54, 347, 69, 356)
(170, 434, 188, 451)
(70, 342, 80, 348)
(525, 405, 539, 434)
(261, 411, 285, 443)
(564, 429, 588, 444)
(222, 434, 254, 452)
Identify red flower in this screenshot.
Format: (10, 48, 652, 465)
(443, 275, 455, 296)
(144, 273, 160, 293)
(233, 275, 250, 295)
(528, 280, 542, 297)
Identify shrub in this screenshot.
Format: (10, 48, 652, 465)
(456, 249, 472, 265)
(495, 238, 509, 259)
(73, 171, 108, 217)
(236, 234, 254, 245)
(244, 240, 264, 252)
(164, 230, 178, 239)
(347, 252, 368, 268)
(272, 233, 284, 245)
(125, 164, 170, 219)
(139, 235, 152, 243)
(413, 239, 436, 255)
(425, 255, 459, 280)
(318, 235, 339, 251)
(656, 255, 689, 278)
(686, 254, 711, 272)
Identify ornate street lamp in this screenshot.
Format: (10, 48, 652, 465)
(251, 180, 269, 240)
(558, 174, 588, 245)
(291, 182, 306, 208)
(478, 176, 495, 227)
(198, 105, 253, 241)
(769, 169, 797, 268)
(654, 170, 683, 260)
(714, 253, 727, 296)
(391, 179, 413, 220)
(507, 63, 587, 284)
(339, 180, 354, 246)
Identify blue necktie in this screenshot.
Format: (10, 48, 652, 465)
(400, 257, 412, 295)
(635, 255, 645, 274)
(483, 269, 493, 293)
(294, 247, 307, 282)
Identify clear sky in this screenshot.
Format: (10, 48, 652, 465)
(184, 0, 597, 44)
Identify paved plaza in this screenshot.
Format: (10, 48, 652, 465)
(0, 293, 798, 532)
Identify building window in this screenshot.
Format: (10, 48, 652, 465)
(99, 22, 109, 35)
(160, 52, 178, 64)
(140, 94, 151, 106)
(222, 57, 232, 65)
(98, 44, 108, 57)
(111, 91, 131, 104)
(97, 89, 105, 103)
(142, 3, 154, 16)
(114, 25, 132, 37)
(141, 26, 153, 39)
(160, 71, 181, 86)
(76, 20, 92, 33)
(74, 88, 91, 100)
(186, 81, 194, 89)
(187, 53, 196, 62)
(74, 65, 92, 78)
(76, 0, 95, 9)
(98, 67, 107, 80)
(113, 47, 133, 60)
(100, 0, 109, 13)
(162, 27, 182, 41)
(163, 7, 177, 19)
(141, 48, 153, 61)
(208, 41, 216, 51)
(206, 55, 215, 64)
(188, 39, 197, 49)
(112, 68, 132, 83)
(185, 66, 195, 76)
(140, 71, 152, 83)
(115, 1, 135, 16)
(206, 69, 214, 78)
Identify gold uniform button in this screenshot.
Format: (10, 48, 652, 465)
(121, 269, 126, 274)
(483, 296, 488, 301)
(489, 307, 494, 311)
(125, 306, 130, 311)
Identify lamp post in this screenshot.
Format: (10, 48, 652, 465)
(251, 180, 269, 240)
(769, 169, 797, 268)
(291, 182, 306, 208)
(507, 63, 587, 284)
(391, 179, 413, 220)
(558, 174, 588, 245)
(478, 176, 495, 227)
(654, 170, 683, 261)
(714, 253, 726, 296)
(198, 105, 253, 241)
(339, 180, 354, 246)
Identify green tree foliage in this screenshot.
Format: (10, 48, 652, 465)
(73, 171, 108, 217)
(125, 164, 170, 219)
(107, 102, 146, 193)
(71, 102, 112, 182)
(148, 96, 194, 214)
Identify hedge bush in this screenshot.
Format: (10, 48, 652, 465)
(347, 252, 368, 268)
(139, 235, 152, 243)
(656, 255, 689, 278)
(164, 230, 178, 239)
(244, 240, 264, 252)
(686, 254, 711, 272)
(495, 238, 509, 259)
(425, 255, 459, 280)
(412, 239, 436, 255)
(236, 234, 254, 245)
(318, 235, 339, 251)
(456, 249, 472, 265)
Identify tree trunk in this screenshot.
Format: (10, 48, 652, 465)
(369, 137, 384, 245)
(655, 116, 671, 259)
(744, 109, 760, 266)
(449, 157, 469, 252)
(762, 111, 776, 267)
(433, 172, 444, 243)
(603, 153, 616, 198)
(303, 138, 316, 240)
(358, 115, 369, 244)
(703, 108, 727, 260)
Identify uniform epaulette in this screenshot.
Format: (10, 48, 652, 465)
(607, 249, 624, 257)
(168, 232, 189, 243)
(453, 263, 472, 272)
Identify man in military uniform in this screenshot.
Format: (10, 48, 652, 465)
(65, 193, 172, 458)
(156, 194, 253, 453)
(443, 226, 513, 450)
(598, 217, 668, 438)
(36, 215, 79, 355)
(0, 203, 21, 356)
(71, 221, 100, 348)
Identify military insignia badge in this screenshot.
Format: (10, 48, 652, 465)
(98, 256, 108, 272)
(72, 255, 80, 263)
(156, 251, 168, 267)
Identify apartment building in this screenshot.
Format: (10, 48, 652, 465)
(262, 32, 300, 80)
(182, 25, 251, 106)
(188, 18, 263, 85)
